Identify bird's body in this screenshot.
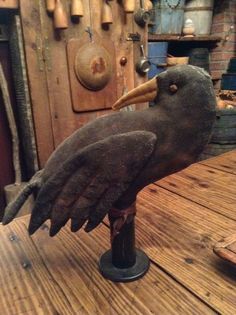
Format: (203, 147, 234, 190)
(44, 107, 205, 208)
(2, 65, 216, 236)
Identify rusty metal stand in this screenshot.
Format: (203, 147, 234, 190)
(99, 204, 150, 282)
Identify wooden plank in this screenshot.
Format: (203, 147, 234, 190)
(0, 0, 18, 9)
(107, 0, 136, 101)
(214, 233, 236, 265)
(67, 34, 117, 112)
(200, 150, 236, 175)
(148, 34, 222, 42)
(33, 0, 145, 148)
(19, 0, 55, 167)
(36, 0, 81, 148)
(136, 184, 236, 314)
(155, 162, 236, 221)
(0, 217, 215, 315)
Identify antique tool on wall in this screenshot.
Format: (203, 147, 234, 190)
(54, 0, 68, 29)
(101, 0, 113, 25)
(9, 15, 38, 179)
(134, 0, 150, 26)
(135, 44, 151, 75)
(3, 65, 216, 282)
(123, 0, 136, 13)
(0, 64, 34, 217)
(71, 0, 84, 17)
(46, 0, 55, 13)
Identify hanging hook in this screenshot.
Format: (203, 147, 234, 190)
(85, 26, 93, 42)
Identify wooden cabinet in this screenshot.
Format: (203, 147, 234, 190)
(19, 0, 148, 167)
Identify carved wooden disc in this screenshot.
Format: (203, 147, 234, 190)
(74, 42, 113, 91)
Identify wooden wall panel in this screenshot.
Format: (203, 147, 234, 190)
(19, 0, 54, 167)
(19, 0, 148, 166)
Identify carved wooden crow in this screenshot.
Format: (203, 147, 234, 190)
(2, 65, 216, 236)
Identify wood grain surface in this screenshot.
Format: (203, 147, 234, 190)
(0, 221, 215, 315)
(67, 33, 117, 112)
(0, 151, 235, 314)
(200, 150, 236, 175)
(214, 233, 236, 265)
(19, 0, 55, 166)
(155, 155, 236, 221)
(136, 185, 236, 315)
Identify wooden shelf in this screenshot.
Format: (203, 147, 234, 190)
(148, 34, 222, 42)
(211, 75, 222, 81)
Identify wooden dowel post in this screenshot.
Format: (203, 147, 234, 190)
(99, 203, 150, 282)
(109, 212, 136, 269)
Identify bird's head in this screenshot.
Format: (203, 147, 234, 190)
(112, 65, 216, 117)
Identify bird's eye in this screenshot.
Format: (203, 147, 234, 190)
(169, 84, 178, 93)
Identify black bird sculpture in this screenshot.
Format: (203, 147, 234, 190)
(2, 65, 216, 240)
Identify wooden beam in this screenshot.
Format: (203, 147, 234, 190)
(148, 34, 222, 42)
(19, 0, 55, 167)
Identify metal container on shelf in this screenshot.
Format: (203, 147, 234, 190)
(200, 109, 236, 160)
(221, 58, 236, 91)
(150, 0, 186, 35)
(148, 42, 168, 79)
(211, 109, 236, 144)
(188, 48, 210, 73)
(221, 74, 236, 91)
(148, 42, 168, 107)
(184, 0, 214, 35)
(228, 58, 236, 73)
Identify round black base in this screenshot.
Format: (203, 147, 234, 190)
(99, 249, 150, 282)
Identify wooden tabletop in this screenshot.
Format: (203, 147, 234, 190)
(0, 151, 236, 315)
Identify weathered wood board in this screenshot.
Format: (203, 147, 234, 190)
(19, 0, 148, 166)
(19, 0, 55, 166)
(214, 233, 236, 265)
(0, 152, 236, 314)
(155, 161, 236, 221)
(136, 184, 236, 315)
(0, 219, 215, 315)
(67, 33, 117, 112)
(200, 150, 236, 175)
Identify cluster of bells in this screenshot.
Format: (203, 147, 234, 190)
(46, 0, 153, 30)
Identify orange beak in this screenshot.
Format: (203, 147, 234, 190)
(112, 77, 158, 110)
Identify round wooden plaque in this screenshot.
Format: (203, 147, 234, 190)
(74, 42, 113, 91)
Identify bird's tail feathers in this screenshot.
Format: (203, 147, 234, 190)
(1, 170, 43, 225)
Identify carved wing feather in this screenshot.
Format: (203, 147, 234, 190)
(28, 131, 157, 236)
